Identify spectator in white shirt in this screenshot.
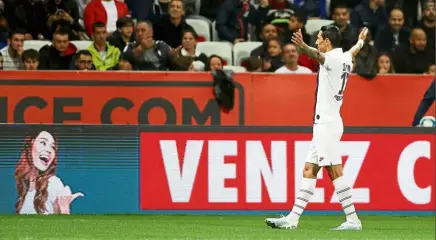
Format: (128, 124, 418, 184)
(275, 43, 312, 74)
(0, 29, 24, 70)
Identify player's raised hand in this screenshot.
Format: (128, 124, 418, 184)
(291, 29, 306, 47)
(358, 27, 369, 41)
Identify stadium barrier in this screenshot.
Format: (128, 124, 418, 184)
(0, 71, 434, 127)
(0, 124, 434, 214)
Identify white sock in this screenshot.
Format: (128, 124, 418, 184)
(286, 177, 316, 222)
(333, 176, 360, 222)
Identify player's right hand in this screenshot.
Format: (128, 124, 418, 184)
(291, 29, 305, 47)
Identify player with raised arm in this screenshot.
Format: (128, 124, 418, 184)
(265, 25, 368, 231)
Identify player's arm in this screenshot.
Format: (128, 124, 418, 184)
(292, 29, 325, 64)
(346, 27, 368, 57)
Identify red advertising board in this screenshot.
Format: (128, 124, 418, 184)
(0, 71, 434, 126)
(140, 131, 435, 211)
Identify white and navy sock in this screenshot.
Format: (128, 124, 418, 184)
(333, 176, 359, 222)
(287, 177, 316, 222)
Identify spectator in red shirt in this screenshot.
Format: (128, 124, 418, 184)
(84, 0, 129, 36)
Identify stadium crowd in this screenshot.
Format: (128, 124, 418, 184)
(0, 0, 434, 77)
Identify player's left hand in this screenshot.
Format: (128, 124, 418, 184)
(358, 27, 369, 41)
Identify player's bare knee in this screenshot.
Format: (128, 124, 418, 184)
(326, 165, 343, 180)
(303, 163, 320, 179)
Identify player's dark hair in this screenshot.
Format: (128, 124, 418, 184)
(22, 49, 39, 61)
(92, 21, 106, 33)
(320, 25, 341, 48)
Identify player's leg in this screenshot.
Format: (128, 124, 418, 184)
(326, 165, 362, 230)
(286, 162, 321, 222)
(317, 121, 361, 230)
(265, 142, 321, 229)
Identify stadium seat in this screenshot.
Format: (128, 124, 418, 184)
(23, 40, 51, 51)
(233, 42, 262, 66)
(71, 40, 92, 51)
(305, 19, 334, 35)
(186, 18, 211, 41)
(223, 65, 247, 73)
(212, 21, 220, 41)
(196, 42, 233, 65)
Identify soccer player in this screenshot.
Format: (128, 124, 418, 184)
(265, 25, 368, 231)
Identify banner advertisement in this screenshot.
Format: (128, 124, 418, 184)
(0, 71, 434, 126)
(0, 125, 433, 214)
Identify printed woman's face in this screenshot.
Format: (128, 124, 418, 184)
(31, 131, 56, 171)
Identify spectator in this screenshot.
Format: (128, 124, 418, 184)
(22, 49, 39, 70)
(153, 0, 194, 48)
(250, 23, 278, 58)
(375, 9, 410, 53)
(46, 0, 84, 41)
(285, 10, 310, 44)
(187, 60, 205, 72)
(84, 0, 130, 36)
(351, 0, 388, 39)
(263, 37, 283, 72)
(125, 0, 149, 21)
(206, 54, 224, 71)
(148, 0, 170, 22)
(77, 0, 90, 20)
(252, 0, 297, 40)
(245, 56, 262, 72)
(38, 30, 77, 70)
(385, 0, 422, 28)
(10, 0, 50, 40)
(215, 0, 256, 43)
(88, 22, 120, 70)
(74, 50, 94, 70)
(179, 29, 208, 64)
(0, 8, 7, 49)
(121, 20, 176, 70)
(354, 28, 378, 79)
(376, 53, 395, 74)
(331, 5, 358, 51)
(427, 64, 436, 75)
(0, 29, 24, 70)
(392, 28, 435, 74)
(275, 43, 312, 73)
(200, 0, 224, 21)
(118, 58, 133, 70)
(329, 0, 361, 15)
(108, 16, 135, 51)
(417, 1, 435, 53)
(293, 0, 328, 19)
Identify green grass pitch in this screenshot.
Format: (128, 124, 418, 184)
(0, 215, 434, 239)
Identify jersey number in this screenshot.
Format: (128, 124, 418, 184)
(339, 63, 351, 95)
